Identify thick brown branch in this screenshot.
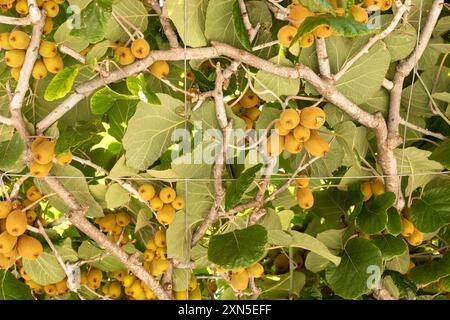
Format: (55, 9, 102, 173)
(146, 0, 180, 49)
(316, 37, 331, 79)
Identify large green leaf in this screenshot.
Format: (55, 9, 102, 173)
(123, 94, 185, 170)
(371, 235, 408, 260)
(54, 23, 89, 52)
(335, 121, 368, 167)
(126, 74, 160, 105)
(300, 0, 334, 13)
(71, 0, 112, 43)
(35, 164, 104, 218)
(23, 252, 66, 286)
(326, 238, 383, 299)
(105, 183, 130, 208)
(267, 230, 341, 265)
(225, 164, 262, 210)
(90, 86, 136, 115)
(44, 64, 81, 101)
(356, 192, 396, 235)
(208, 225, 268, 269)
(258, 272, 306, 299)
(78, 241, 124, 272)
(430, 140, 450, 170)
(0, 132, 25, 171)
(410, 255, 450, 285)
(0, 271, 34, 300)
(410, 187, 450, 233)
(166, 0, 208, 47)
(395, 147, 444, 195)
(105, 0, 148, 42)
(383, 23, 417, 62)
(253, 56, 300, 102)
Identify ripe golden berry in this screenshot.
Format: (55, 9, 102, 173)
(361, 181, 373, 201)
(149, 60, 170, 79)
(244, 107, 261, 121)
(299, 32, 315, 48)
(6, 209, 27, 236)
(26, 186, 43, 202)
(293, 125, 311, 142)
(350, 5, 369, 23)
(380, 0, 393, 11)
(39, 40, 57, 58)
(131, 38, 150, 59)
(230, 270, 249, 291)
(274, 120, 290, 136)
(406, 228, 423, 246)
(32, 139, 55, 164)
(43, 54, 64, 73)
(115, 47, 135, 65)
(401, 218, 415, 237)
(138, 184, 155, 201)
(285, 133, 303, 154)
(153, 230, 166, 248)
(0, 231, 17, 254)
(0, 201, 12, 219)
(43, 0, 59, 18)
(156, 204, 175, 225)
(171, 196, 185, 210)
(9, 30, 30, 49)
(0, 32, 12, 50)
(43, 17, 53, 35)
(303, 131, 329, 157)
(18, 235, 43, 260)
(266, 133, 285, 157)
(246, 262, 264, 278)
(5, 49, 26, 68)
(277, 25, 297, 48)
(313, 24, 333, 38)
(240, 91, 260, 109)
(56, 151, 72, 166)
(159, 187, 176, 204)
(150, 196, 164, 211)
(370, 179, 385, 196)
(299, 106, 326, 129)
(241, 116, 253, 130)
(280, 109, 300, 130)
(296, 188, 314, 209)
(15, 0, 28, 15)
(32, 59, 48, 80)
(288, 4, 314, 28)
(295, 173, 309, 188)
(116, 211, 131, 227)
(29, 161, 53, 178)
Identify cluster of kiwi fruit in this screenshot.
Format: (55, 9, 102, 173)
(29, 137, 73, 178)
(277, 0, 393, 49)
(0, 186, 47, 269)
(400, 210, 424, 247)
(137, 184, 184, 225)
(267, 106, 329, 157)
(230, 91, 262, 130)
(215, 261, 264, 292)
(1, 30, 63, 80)
(94, 211, 132, 245)
(0, 0, 62, 23)
(114, 38, 151, 66)
(24, 273, 69, 297)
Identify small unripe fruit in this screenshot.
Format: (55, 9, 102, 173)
(160, 187, 176, 204)
(5, 50, 26, 68)
(296, 188, 314, 209)
(280, 109, 300, 130)
(303, 131, 329, 157)
(240, 91, 260, 108)
(299, 106, 326, 129)
(30, 161, 52, 178)
(9, 31, 30, 49)
(0, 201, 12, 219)
(131, 38, 150, 59)
(277, 25, 297, 48)
(43, 0, 59, 18)
(401, 218, 415, 237)
(156, 205, 175, 225)
(18, 235, 43, 260)
(39, 40, 57, 58)
(6, 209, 28, 236)
(56, 151, 72, 166)
(138, 184, 155, 201)
(43, 54, 64, 73)
(350, 5, 369, 23)
(115, 47, 135, 65)
(295, 173, 309, 188)
(299, 32, 314, 48)
(0, 33, 12, 50)
(293, 125, 311, 142)
(32, 59, 48, 80)
(230, 270, 249, 291)
(361, 181, 373, 201)
(285, 133, 303, 154)
(313, 24, 333, 38)
(149, 60, 169, 79)
(370, 179, 385, 196)
(246, 262, 264, 278)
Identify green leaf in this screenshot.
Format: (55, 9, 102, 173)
(0, 132, 25, 171)
(55, 238, 79, 262)
(44, 65, 81, 101)
(356, 192, 395, 235)
(383, 23, 417, 62)
(135, 208, 152, 233)
(85, 40, 110, 64)
(410, 255, 450, 285)
(166, 0, 208, 48)
(105, 0, 148, 42)
(71, 1, 112, 43)
(90, 86, 136, 115)
(326, 238, 382, 299)
(267, 230, 341, 265)
(395, 147, 444, 195)
(371, 235, 408, 260)
(0, 271, 34, 300)
(123, 95, 186, 170)
(385, 250, 410, 274)
(126, 75, 160, 105)
(232, 0, 251, 50)
(105, 183, 130, 208)
(433, 92, 450, 103)
(253, 56, 300, 102)
(386, 207, 403, 236)
(54, 23, 89, 52)
(208, 225, 268, 269)
(225, 164, 262, 210)
(23, 252, 66, 286)
(300, 0, 334, 13)
(35, 164, 104, 218)
(430, 140, 450, 170)
(254, 107, 281, 130)
(293, 15, 377, 43)
(433, 16, 450, 37)
(78, 241, 124, 272)
(109, 155, 139, 178)
(258, 272, 306, 299)
(411, 187, 450, 233)
(335, 121, 368, 166)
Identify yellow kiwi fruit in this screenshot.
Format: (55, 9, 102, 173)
(406, 228, 424, 246)
(43, 17, 53, 35)
(230, 269, 249, 291)
(0, 231, 17, 254)
(150, 196, 164, 211)
(130, 38, 150, 59)
(313, 24, 333, 38)
(242, 116, 253, 130)
(274, 120, 290, 136)
(115, 47, 135, 65)
(299, 32, 315, 48)
(0, 201, 12, 219)
(303, 131, 329, 157)
(350, 5, 369, 23)
(98, 213, 116, 232)
(277, 25, 297, 48)
(32, 59, 48, 80)
(32, 139, 55, 164)
(240, 91, 260, 108)
(153, 230, 166, 247)
(284, 133, 303, 154)
(401, 218, 415, 237)
(5, 49, 26, 68)
(370, 179, 385, 196)
(246, 262, 264, 278)
(138, 183, 155, 201)
(116, 211, 131, 227)
(39, 40, 57, 58)
(156, 204, 175, 225)
(148, 60, 170, 79)
(280, 109, 300, 130)
(296, 188, 314, 209)
(171, 196, 185, 210)
(295, 173, 309, 188)
(288, 4, 314, 28)
(6, 209, 28, 236)
(43, 54, 64, 73)
(29, 161, 53, 178)
(159, 187, 176, 204)
(9, 30, 30, 49)
(361, 181, 373, 201)
(15, 0, 29, 15)
(266, 133, 285, 157)
(11, 67, 21, 81)
(26, 186, 43, 202)
(244, 107, 261, 121)
(43, 0, 59, 18)
(299, 106, 326, 129)
(56, 151, 72, 166)
(0, 32, 12, 50)
(293, 125, 311, 142)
